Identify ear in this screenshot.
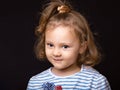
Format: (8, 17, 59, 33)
(79, 41, 87, 54)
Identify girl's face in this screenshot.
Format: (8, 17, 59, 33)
(45, 25, 82, 72)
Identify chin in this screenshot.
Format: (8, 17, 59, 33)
(54, 65, 70, 71)
(53, 65, 65, 70)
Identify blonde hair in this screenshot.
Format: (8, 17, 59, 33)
(34, 0, 101, 66)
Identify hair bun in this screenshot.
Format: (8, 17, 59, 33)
(57, 5, 71, 13)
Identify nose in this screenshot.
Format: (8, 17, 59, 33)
(53, 47, 61, 57)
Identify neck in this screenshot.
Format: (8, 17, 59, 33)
(51, 65, 81, 77)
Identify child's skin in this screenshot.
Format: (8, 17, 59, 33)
(45, 25, 87, 76)
(27, 1, 111, 89)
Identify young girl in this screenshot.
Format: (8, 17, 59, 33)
(27, 0, 111, 90)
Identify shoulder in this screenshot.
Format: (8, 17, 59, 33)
(82, 65, 108, 82)
(27, 68, 52, 89)
(81, 65, 111, 89)
(82, 65, 105, 78)
(30, 68, 50, 81)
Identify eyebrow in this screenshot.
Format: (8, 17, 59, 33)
(45, 40, 73, 45)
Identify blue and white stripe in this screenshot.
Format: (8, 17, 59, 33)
(27, 65, 111, 90)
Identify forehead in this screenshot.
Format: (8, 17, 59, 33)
(46, 20, 81, 38)
(45, 25, 79, 43)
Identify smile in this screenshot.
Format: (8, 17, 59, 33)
(53, 58, 63, 61)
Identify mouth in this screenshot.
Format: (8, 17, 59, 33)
(53, 58, 63, 61)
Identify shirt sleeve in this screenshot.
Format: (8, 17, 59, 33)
(91, 74, 111, 90)
(26, 78, 33, 90)
(26, 76, 41, 90)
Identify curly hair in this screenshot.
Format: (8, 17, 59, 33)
(34, 0, 101, 66)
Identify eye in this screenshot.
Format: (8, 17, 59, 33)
(47, 43, 54, 47)
(62, 45, 70, 49)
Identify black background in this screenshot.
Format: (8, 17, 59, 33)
(0, 0, 118, 90)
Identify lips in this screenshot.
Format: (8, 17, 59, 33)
(53, 59, 63, 61)
(53, 58, 63, 61)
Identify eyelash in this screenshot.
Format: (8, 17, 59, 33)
(46, 43, 70, 49)
(62, 45, 70, 49)
(47, 43, 54, 47)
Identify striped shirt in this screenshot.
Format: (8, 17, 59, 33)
(27, 65, 111, 90)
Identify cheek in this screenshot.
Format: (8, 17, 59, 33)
(45, 48, 53, 58)
(64, 51, 77, 58)
(45, 47, 49, 56)
(64, 50, 79, 59)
